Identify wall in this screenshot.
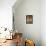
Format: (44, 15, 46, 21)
(0, 0, 46, 46)
(0, 0, 16, 30)
(41, 0, 46, 46)
(13, 0, 41, 46)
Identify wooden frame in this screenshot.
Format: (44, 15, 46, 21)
(26, 15, 33, 24)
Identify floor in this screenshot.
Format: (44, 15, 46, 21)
(0, 34, 23, 46)
(0, 39, 16, 46)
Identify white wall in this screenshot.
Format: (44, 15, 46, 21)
(13, 0, 41, 46)
(0, 0, 46, 46)
(0, 0, 16, 30)
(41, 0, 46, 46)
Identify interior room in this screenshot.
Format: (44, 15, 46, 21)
(0, 0, 46, 46)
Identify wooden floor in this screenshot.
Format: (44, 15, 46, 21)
(0, 39, 16, 46)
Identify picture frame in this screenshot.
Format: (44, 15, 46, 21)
(26, 15, 33, 24)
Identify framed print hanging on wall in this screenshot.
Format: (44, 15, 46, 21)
(26, 15, 33, 24)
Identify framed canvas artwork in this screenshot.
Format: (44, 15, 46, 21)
(26, 15, 33, 24)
